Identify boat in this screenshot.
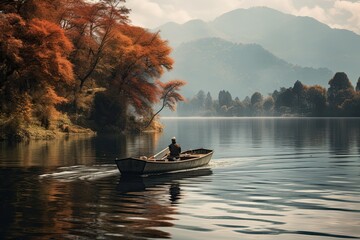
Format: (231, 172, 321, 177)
(115, 148, 213, 175)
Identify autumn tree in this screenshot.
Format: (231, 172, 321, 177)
(0, 13, 74, 131)
(1, 0, 186, 138)
(143, 80, 186, 129)
(90, 24, 185, 131)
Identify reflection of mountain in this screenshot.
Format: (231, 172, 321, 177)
(158, 7, 360, 83)
(164, 38, 332, 97)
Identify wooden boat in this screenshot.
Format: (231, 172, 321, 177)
(115, 148, 213, 175)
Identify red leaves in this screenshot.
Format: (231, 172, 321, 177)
(1, 0, 186, 131)
(27, 18, 74, 83)
(0, 13, 74, 125)
(157, 79, 186, 111)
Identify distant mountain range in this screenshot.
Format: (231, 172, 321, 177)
(157, 7, 360, 97)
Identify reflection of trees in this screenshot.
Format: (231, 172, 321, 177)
(0, 170, 75, 239)
(273, 119, 328, 150)
(0, 131, 163, 167)
(271, 118, 360, 155)
(0, 135, 97, 167)
(250, 119, 266, 147)
(1, 168, 212, 239)
(176, 119, 213, 150)
(328, 118, 360, 155)
(0, 168, 210, 239)
(94, 131, 162, 161)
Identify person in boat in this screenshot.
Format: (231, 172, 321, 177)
(168, 137, 181, 161)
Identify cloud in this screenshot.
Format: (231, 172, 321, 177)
(127, 0, 192, 28)
(236, 0, 297, 13)
(126, 0, 360, 34)
(296, 5, 330, 24)
(333, 0, 360, 33)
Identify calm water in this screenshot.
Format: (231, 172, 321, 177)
(1, 118, 360, 240)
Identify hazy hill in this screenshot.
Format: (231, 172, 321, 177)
(158, 7, 360, 82)
(163, 38, 333, 97)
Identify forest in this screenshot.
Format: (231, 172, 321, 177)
(179, 72, 360, 117)
(0, 0, 185, 141)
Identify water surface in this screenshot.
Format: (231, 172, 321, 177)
(1, 118, 360, 239)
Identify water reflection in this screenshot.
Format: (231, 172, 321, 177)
(158, 118, 360, 160)
(0, 131, 163, 167)
(117, 168, 212, 193)
(1, 118, 360, 239)
(1, 168, 213, 239)
(1, 118, 359, 168)
(115, 169, 213, 238)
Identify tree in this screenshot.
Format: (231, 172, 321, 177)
(356, 77, 360, 92)
(63, 0, 129, 91)
(205, 92, 214, 111)
(306, 85, 327, 116)
(251, 92, 263, 105)
(143, 80, 186, 129)
(232, 97, 245, 116)
(292, 80, 308, 113)
(327, 72, 355, 113)
(1, 0, 187, 137)
(192, 90, 206, 110)
(90, 24, 184, 130)
(0, 13, 74, 128)
(218, 90, 232, 107)
(274, 87, 296, 115)
(263, 96, 274, 114)
(341, 93, 360, 117)
(250, 92, 263, 116)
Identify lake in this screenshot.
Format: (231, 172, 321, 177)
(1, 117, 360, 240)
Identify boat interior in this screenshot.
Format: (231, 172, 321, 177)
(143, 149, 212, 162)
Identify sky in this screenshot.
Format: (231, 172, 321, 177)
(126, 0, 360, 34)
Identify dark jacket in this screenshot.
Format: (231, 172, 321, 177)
(169, 143, 181, 157)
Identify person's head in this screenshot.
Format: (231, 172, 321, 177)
(171, 137, 176, 143)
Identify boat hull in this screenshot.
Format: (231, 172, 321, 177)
(115, 149, 213, 175)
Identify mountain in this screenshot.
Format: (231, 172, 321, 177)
(157, 7, 360, 82)
(163, 38, 333, 97)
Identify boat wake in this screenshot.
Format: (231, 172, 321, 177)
(209, 156, 267, 169)
(39, 165, 118, 182)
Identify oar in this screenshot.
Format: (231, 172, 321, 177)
(150, 147, 169, 159)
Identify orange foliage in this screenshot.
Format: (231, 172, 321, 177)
(27, 18, 74, 84)
(157, 80, 187, 111)
(102, 25, 176, 115)
(1, 0, 186, 133)
(61, 0, 129, 89)
(0, 13, 74, 126)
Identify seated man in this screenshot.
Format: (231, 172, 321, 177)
(168, 137, 181, 161)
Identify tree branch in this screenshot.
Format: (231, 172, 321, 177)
(142, 85, 175, 129)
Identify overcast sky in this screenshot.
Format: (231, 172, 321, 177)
(126, 0, 360, 34)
